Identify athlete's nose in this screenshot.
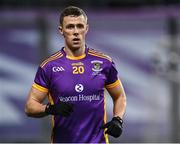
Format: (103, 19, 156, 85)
(73, 26, 79, 36)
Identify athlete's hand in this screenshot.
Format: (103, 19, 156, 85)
(45, 101, 73, 117)
(100, 116, 123, 138)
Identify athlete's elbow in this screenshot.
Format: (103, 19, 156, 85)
(24, 104, 32, 117)
(24, 101, 47, 118)
(24, 101, 36, 117)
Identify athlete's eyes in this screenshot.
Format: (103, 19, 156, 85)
(66, 24, 74, 29)
(66, 24, 85, 30)
(76, 24, 84, 29)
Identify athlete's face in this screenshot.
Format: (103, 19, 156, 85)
(59, 15, 89, 50)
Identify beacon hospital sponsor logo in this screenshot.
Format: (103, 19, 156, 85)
(75, 84, 84, 92)
(58, 83, 100, 102)
(59, 94, 100, 103)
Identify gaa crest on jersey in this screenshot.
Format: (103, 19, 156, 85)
(52, 66, 65, 72)
(91, 60, 103, 75)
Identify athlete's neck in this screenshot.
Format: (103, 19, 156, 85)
(64, 46, 86, 57)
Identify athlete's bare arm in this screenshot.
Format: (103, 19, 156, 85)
(106, 81, 126, 119)
(25, 87, 48, 118)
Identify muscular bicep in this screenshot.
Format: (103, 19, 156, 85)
(27, 87, 48, 103)
(106, 81, 126, 118)
(106, 83, 125, 100)
(25, 87, 48, 117)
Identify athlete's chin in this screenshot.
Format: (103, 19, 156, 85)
(71, 43, 83, 49)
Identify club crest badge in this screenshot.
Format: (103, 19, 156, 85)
(91, 60, 103, 75)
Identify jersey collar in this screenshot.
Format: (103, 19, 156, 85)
(62, 46, 88, 60)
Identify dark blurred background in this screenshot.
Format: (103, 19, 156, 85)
(0, 0, 180, 143)
(0, 0, 180, 8)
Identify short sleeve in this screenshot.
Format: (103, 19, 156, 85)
(105, 61, 120, 89)
(32, 66, 49, 93)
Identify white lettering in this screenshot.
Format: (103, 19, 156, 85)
(59, 96, 78, 102)
(79, 94, 100, 102)
(58, 94, 100, 103)
(52, 66, 65, 72)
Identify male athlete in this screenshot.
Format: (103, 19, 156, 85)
(25, 6, 126, 143)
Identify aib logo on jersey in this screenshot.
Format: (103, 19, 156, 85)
(75, 84, 84, 92)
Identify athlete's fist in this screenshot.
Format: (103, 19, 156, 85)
(45, 101, 73, 117)
(100, 116, 123, 138)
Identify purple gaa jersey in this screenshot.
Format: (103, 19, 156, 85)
(32, 47, 120, 143)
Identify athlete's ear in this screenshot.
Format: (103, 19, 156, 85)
(85, 24, 89, 34)
(58, 26, 63, 35)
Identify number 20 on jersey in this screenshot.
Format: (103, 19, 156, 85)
(72, 66, 84, 74)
